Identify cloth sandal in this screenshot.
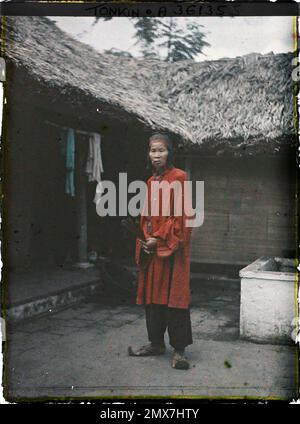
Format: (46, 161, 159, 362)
(172, 351, 190, 370)
(128, 343, 166, 357)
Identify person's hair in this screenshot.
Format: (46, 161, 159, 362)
(147, 133, 174, 169)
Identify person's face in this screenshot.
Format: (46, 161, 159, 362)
(149, 140, 169, 169)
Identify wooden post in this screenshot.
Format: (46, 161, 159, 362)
(75, 135, 93, 268)
(185, 155, 192, 180)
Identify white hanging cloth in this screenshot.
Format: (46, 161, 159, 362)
(85, 132, 104, 204)
(86, 133, 104, 183)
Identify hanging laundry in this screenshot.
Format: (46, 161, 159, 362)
(94, 179, 105, 207)
(85, 133, 104, 183)
(85, 132, 104, 204)
(65, 128, 76, 197)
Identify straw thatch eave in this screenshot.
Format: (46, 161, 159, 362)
(3, 16, 295, 152)
(4, 16, 192, 141)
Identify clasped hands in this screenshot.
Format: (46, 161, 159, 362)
(141, 237, 157, 254)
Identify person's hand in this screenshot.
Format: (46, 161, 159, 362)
(141, 237, 157, 254)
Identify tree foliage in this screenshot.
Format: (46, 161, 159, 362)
(104, 48, 133, 58)
(133, 18, 160, 59)
(92, 17, 210, 62)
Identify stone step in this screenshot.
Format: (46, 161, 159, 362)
(5, 264, 240, 322)
(5, 280, 99, 322)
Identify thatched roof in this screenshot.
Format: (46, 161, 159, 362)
(3, 16, 295, 152)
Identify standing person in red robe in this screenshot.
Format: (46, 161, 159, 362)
(128, 133, 193, 370)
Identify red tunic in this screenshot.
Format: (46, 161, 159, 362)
(135, 167, 193, 309)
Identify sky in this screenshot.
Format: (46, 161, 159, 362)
(49, 16, 295, 61)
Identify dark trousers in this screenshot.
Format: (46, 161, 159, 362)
(145, 304, 193, 351)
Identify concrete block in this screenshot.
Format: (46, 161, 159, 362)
(239, 257, 297, 344)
